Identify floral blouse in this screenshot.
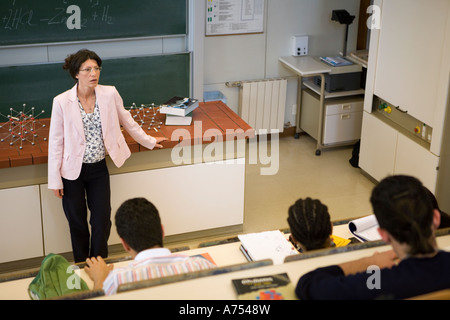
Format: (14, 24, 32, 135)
(78, 99, 106, 163)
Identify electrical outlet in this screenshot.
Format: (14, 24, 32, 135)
(292, 35, 308, 56)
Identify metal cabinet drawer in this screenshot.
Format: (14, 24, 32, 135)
(323, 111, 363, 145)
(325, 99, 364, 116)
(323, 99, 363, 145)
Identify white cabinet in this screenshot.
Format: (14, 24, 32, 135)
(40, 185, 123, 255)
(360, 112, 439, 193)
(39, 158, 245, 257)
(345, 0, 450, 211)
(301, 88, 363, 145)
(0, 186, 43, 263)
(40, 186, 73, 255)
(323, 99, 363, 145)
(394, 133, 439, 192)
(373, 0, 449, 126)
(359, 112, 397, 181)
(109, 159, 245, 237)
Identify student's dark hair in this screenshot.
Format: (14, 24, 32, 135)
(370, 175, 435, 255)
(62, 49, 102, 81)
(422, 186, 450, 229)
(287, 198, 332, 251)
(423, 186, 441, 214)
(115, 198, 163, 253)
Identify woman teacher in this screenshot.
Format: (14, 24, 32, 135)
(48, 49, 167, 262)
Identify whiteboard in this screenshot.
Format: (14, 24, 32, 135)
(206, 0, 265, 36)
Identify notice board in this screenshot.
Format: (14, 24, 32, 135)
(206, 0, 265, 36)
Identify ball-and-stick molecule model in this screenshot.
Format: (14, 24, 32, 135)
(0, 104, 46, 149)
(126, 103, 163, 131)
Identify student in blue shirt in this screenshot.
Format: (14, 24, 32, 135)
(296, 175, 450, 300)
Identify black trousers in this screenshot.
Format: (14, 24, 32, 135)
(62, 159, 111, 263)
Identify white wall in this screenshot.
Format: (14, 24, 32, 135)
(203, 0, 361, 127)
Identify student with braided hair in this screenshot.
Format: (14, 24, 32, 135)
(296, 175, 450, 300)
(287, 198, 333, 252)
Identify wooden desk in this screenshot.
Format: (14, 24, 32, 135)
(0, 102, 254, 264)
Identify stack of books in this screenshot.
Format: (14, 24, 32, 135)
(319, 55, 353, 67)
(160, 96, 199, 126)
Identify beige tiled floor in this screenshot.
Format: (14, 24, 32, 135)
(167, 133, 376, 249)
(242, 134, 375, 233)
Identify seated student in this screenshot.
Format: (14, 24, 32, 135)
(296, 175, 450, 300)
(84, 197, 216, 295)
(287, 198, 333, 252)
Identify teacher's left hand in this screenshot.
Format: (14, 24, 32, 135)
(154, 136, 168, 149)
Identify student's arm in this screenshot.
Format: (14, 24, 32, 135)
(296, 249, 398, 300)
(338, 249, 398, 276)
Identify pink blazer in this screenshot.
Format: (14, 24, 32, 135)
(48, 84, 157, 189)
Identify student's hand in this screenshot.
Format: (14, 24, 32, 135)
(84, 256, 114, 291)
(369, 249, 398, 269)
(339, 249, 398, 276)
(154, 136, 168, 149)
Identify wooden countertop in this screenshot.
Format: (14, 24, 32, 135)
(0, 101, 254, 169)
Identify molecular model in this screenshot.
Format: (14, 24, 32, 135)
(0, 104, 46, 149)
(126, 103, 163, 131)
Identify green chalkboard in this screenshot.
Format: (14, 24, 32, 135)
(0, 53, 190, 118)
(0, 0, 187, 46)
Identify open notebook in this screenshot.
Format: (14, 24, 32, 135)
(238, 230, 298, 265)
(348, 215, 382, 242)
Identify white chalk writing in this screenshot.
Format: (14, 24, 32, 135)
(1, 0, 114, 31)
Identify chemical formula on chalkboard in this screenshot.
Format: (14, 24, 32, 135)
(0, 0, 186, 46)
(1, 0, 113, 32)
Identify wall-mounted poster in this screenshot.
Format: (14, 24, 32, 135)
(206, 0, 265, 36)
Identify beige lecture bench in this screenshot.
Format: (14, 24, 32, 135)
(0, 224, 349, 299)
(96, 234, 450, 300)
(1, 226, 450, 300)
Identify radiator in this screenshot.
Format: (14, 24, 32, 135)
(239, 78, 287, 132)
